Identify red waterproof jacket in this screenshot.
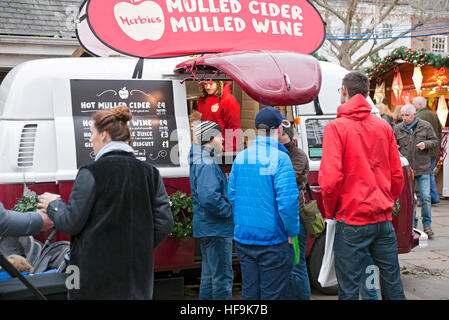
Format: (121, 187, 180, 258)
(318, 94, 404, 225)
(197, 82, 241, 152)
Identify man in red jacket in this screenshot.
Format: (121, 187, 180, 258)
(197, 81, 241, 152)
(319, 71, 406, 300)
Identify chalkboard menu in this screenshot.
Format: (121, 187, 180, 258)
(70, 79, 178, 168)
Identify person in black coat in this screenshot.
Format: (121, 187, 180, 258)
(38, 105, 174, 299)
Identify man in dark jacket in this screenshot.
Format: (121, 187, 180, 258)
(279, 122, 310, 300)
(319, 71, 405, 300)
(413, 96, 442, 205)
(394, 104, 439, 238)
(189, 121, 234, 300)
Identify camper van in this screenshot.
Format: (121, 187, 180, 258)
(0, 53, 420, 295)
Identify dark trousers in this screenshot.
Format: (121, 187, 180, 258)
(235, 241, 293, 300)
(334, 220, 406, 300)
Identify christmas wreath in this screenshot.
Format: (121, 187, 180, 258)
(169, 191, 193, 245)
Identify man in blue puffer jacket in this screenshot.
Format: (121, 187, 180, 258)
(189, 121, 234, 300)
(228, 107, 300, 300)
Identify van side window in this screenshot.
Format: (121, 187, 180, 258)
(305, 119, 332, 160)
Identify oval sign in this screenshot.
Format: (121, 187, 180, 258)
(84, 0, 326, 58)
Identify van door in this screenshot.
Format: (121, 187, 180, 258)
(175, 51, 322, 106)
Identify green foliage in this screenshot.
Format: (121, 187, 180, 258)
(364, 46, 449, 80)
(392, 199, 400, 218)
(13, 195, 39, 213)
(169, 191, 193, 245)
(311, 52, 329, 62)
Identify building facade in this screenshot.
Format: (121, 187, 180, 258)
(0, 0, 81, 83)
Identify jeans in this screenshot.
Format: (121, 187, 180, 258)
(199, 237, 234, 300)
(235, 241, 294, 300)
(359, 254, 379, 300)
(334, 220, 405, 300)
(430, 157, 440, 203)
(284, 219, 311, 300)
(414, 174, 432, 228)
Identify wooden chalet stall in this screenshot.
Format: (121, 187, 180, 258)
(366, 46, 449, 197)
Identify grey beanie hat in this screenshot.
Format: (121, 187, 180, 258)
(194, 121, 222, 145)
(282, 124, 295, 141)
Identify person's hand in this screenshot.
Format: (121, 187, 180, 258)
(416, 142, 426, 150)
(288, 237, 294, 244)
(37, 209, 54, 232)
(38, 192, 61, 211)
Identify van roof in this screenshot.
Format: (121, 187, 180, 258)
(0, 57, 189, 119)
(0, 56, 365, 119)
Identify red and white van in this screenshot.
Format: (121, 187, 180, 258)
(0, 52, 421, 295)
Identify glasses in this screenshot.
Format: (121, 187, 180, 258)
(338, 87, 343, 94)
(281, 119, 291, 128)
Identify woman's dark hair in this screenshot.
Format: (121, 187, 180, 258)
(342, 71, 370, 98)
(92, 105, 132, 143)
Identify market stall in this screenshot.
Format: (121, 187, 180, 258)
(366, 46, 449, 197)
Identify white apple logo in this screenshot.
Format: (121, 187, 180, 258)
(119, 87, 129, 99)
(114, 0, 165, 42)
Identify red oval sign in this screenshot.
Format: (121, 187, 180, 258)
(84, 0, 325, 58)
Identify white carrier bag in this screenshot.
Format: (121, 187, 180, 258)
(318, 219, 338, 288)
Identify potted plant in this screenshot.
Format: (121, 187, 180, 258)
(168, 191, 193, 245)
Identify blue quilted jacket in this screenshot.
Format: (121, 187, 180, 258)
(189, 144, 233, 238)
(228, 136, 300, 245)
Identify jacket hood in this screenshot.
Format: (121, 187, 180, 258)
(188, 143, 215, 165)
(337, 94, 372, 121)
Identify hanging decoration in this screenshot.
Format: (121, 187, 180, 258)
(364, 46, 449, 80)
(374, 81, 386, 104)
(392, 71, 403, 103)
(412, 66, 423, 95)
(437, 96, 448, 128)
(428, 68, 449, 90)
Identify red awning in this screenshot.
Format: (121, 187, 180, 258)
(175, 51, 322, 106)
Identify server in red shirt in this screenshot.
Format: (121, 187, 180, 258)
(197, 80, 241, 152)
(318, 71, 405, 300)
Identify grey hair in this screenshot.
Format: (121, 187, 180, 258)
(401, 104, 416, 114)
(412, 96, 427, 108)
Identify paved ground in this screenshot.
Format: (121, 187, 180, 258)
(182, 199, 449, 300)
(312, 198, 449, 300)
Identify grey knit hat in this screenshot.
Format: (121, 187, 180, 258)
(194, 121, 222, 145)
(282, 124, 295, 141)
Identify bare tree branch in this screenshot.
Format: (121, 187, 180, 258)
(312, 0, 346, 22)
(313, 0, 432, 70)
(350, 25, 420, 69)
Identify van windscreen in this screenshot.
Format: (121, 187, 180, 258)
(305, 119, 333, 160)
